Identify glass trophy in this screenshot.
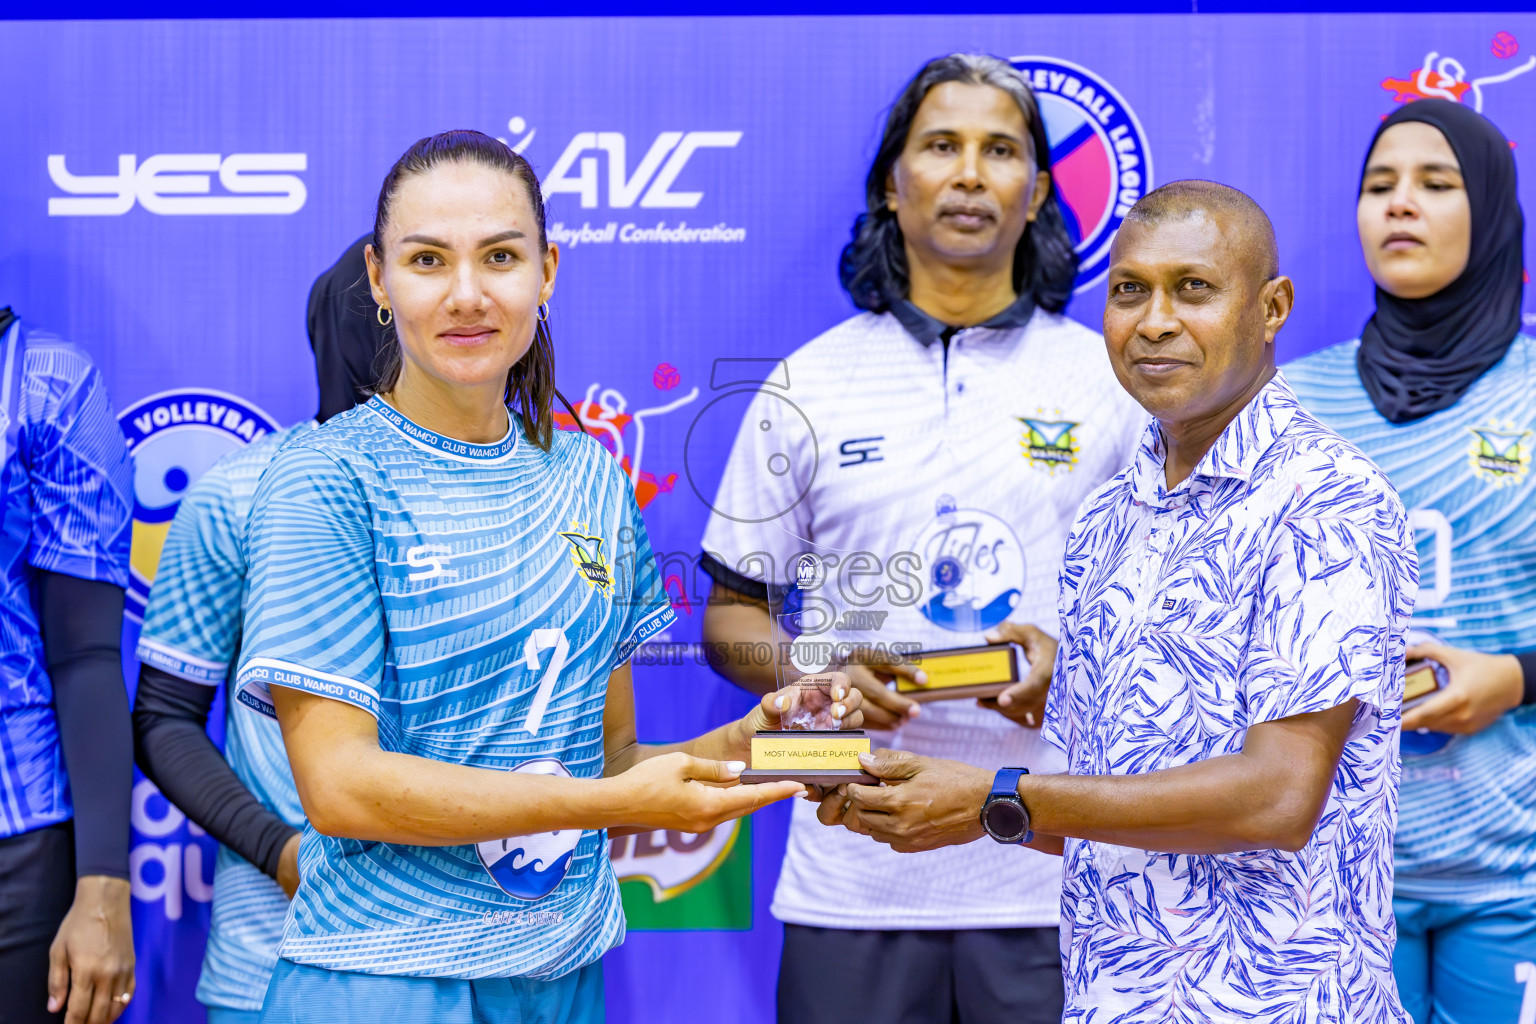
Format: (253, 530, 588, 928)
(739, 570, 874, 786)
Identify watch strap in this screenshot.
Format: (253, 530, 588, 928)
(992, 767, 1028, 798)
(989, 766, 1032, 844)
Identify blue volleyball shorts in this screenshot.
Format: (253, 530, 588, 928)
(257, 958, 603, 1024)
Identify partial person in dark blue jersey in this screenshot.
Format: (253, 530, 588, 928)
(235, 131, 862, 1024)
(1287, 99, 1536, 1024)
(131, 238, 387, 1024)
(0, 308, 137, 1024)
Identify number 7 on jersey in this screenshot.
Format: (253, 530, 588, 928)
(522, 628, 569, 734)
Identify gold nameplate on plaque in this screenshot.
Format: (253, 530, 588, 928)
(1404, 667, 1439, 703)
(751, 733, 869, 770)
(741, 731, 876, 785)
(895, 643, 1024, 702)
(1403, 659, 1445, 706)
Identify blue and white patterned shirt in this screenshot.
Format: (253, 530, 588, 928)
(1043, 375, 1416, 1024)
(0, 318, 133, 840)
(235, 397, 673, 980)
(137, 420, 314, 1012)
(1289, 336, 1536, 903)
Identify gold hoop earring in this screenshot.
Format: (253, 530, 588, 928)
(536, 302, 550, 323)
(377, 306, 393, 327)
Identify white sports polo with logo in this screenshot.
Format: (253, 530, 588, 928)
(700, 304, 1147, 929)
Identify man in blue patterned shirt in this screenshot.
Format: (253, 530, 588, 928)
(820, 182, 1418, 1023)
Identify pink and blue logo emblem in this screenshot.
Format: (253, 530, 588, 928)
(1011, 56, 1153, 291)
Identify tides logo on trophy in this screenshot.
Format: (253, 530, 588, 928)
(1011, 56, 1153, 291)
(911, 495, 1026, 633)
(117, 389, 279, 621)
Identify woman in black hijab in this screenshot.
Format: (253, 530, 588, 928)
(1287, 98, 1535, 1024)
(1356, 100, 1525, 423)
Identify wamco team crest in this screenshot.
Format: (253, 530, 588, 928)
(1018, 415, 1081, 472)
(559, 524, 615, 597)
(1469, 422, 1533, 485)
(1011, 56, 1153, 291)
(117, 389, 279, 620)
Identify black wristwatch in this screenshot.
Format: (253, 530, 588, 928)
(980, 767, 1032, 844)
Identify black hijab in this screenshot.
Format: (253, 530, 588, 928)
(308, 234, 390, 423)
(1356, 98, 1525, 424)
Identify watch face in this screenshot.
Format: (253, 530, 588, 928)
(984, 798, 1027, 841)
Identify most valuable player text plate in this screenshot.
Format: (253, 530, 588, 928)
(741, 731, 876, 785)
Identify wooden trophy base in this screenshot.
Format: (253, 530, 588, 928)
(896, 643, 1024, 704)
(740, 730, 876, 786)
(739, 768, 879, 785)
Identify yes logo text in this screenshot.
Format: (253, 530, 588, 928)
(48, 153, 308, 216)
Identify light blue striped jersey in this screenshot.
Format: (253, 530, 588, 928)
(0, 319, 133, 840)
(1288, 336, 1536, 902)
(234, 396, 674, 979)
(136, 419, 314, 1011)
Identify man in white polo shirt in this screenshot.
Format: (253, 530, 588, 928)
(697, 54, 1146, 1023)
(825, 182, 1417, 1024)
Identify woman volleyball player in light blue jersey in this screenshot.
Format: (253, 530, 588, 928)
(235, 130, 861, 1024)
(1287, 100, 1536, 1024)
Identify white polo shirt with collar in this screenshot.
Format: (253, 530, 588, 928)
(700, 302, 1147, 929)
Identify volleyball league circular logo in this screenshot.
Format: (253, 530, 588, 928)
(117, 389, 280, 621)
(1011, 56, 1153, 291)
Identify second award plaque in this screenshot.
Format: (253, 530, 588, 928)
(894, 642, 1026, 703)
(740, 678, 876, 786)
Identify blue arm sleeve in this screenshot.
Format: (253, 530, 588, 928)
(42, 572, 131, 879)
(24, 339, 134, 877)
(1518, 651, 1536, 706)
(132, 665, 298, 878)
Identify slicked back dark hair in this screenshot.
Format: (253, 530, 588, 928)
(839, 54, 1080, 315)
(368, 129, 560, 451)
